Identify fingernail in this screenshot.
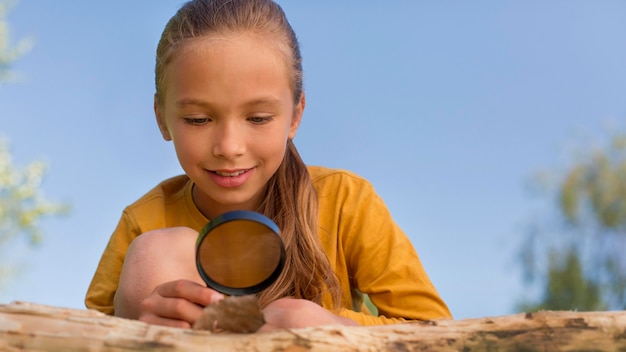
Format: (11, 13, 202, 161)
(212, 293, 224, 303)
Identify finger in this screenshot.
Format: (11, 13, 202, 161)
(157, 279, 224, 306)
(143, 295, 205, 324)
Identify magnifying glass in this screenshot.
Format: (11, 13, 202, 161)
(195, 210, 285, 296)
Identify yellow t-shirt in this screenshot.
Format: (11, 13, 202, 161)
(85, 166, 451, 325)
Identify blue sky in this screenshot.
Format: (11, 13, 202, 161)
(1, 1, 625, 320)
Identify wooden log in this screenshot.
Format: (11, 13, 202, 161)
(1, 301, 626, 351)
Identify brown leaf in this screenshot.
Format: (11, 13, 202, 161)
(193, 295, 265, 333)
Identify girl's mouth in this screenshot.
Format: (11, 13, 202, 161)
(208, 168, 255, 188)
(213, 169, 249, 177)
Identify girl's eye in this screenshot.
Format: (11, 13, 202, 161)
(248, 116, 272, 124)
(184, 117, 211, 125)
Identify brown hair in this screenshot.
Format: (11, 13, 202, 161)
(155, 0, 341, 309)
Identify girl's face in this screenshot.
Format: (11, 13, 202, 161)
(155, 33, 303, 219)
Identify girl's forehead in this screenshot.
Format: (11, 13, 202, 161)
(159, 33, 296, 103)
(177, 32, 287, 61)
(160, 32, 296, 105)
(169, 35, 289, 81)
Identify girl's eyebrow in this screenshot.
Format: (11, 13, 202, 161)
(175, 97, 284, 108)
(176, 98, 211, 108)
(241, 97, 283, 108)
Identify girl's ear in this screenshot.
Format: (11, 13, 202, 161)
(154, 94, 172, 141)
(289, 92, 305, 139)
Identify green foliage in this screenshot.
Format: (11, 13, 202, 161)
(0, 1, 68, 290)
(0, 0, 33, 84)
(519, 131, 626, 311)
(0, 139, 70, 291)
(560, 135, 626, 229)
(0, 139, 70, 246)
(519, 247, 605, 312)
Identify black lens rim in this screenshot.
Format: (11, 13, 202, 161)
(195, 210, 285, 296)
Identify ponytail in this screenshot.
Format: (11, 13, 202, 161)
(256, 140, 341, 309)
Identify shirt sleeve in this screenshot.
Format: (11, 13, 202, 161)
(340, 178, 452, 324)
(338, 308, 412, 325)
(84, 210, 138, 315)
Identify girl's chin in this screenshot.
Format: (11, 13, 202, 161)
(193, 186, 263, 214)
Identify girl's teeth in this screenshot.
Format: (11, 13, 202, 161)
(215, 170, 246, 177)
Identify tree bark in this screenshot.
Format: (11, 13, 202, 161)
(1, 301, 625, 351)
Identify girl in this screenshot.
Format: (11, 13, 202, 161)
(85, 0, 451, 330)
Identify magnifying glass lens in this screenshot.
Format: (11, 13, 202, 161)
(196, 211, 285, 295)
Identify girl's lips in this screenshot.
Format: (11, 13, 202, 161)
(208, 167, 255, 188)
(213, 169, 248, 177)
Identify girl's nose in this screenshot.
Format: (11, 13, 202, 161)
(211, 121, 245, 159)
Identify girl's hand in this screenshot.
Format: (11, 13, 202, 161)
(137, 279, 224, 329)
(259, 298, 358, 332)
